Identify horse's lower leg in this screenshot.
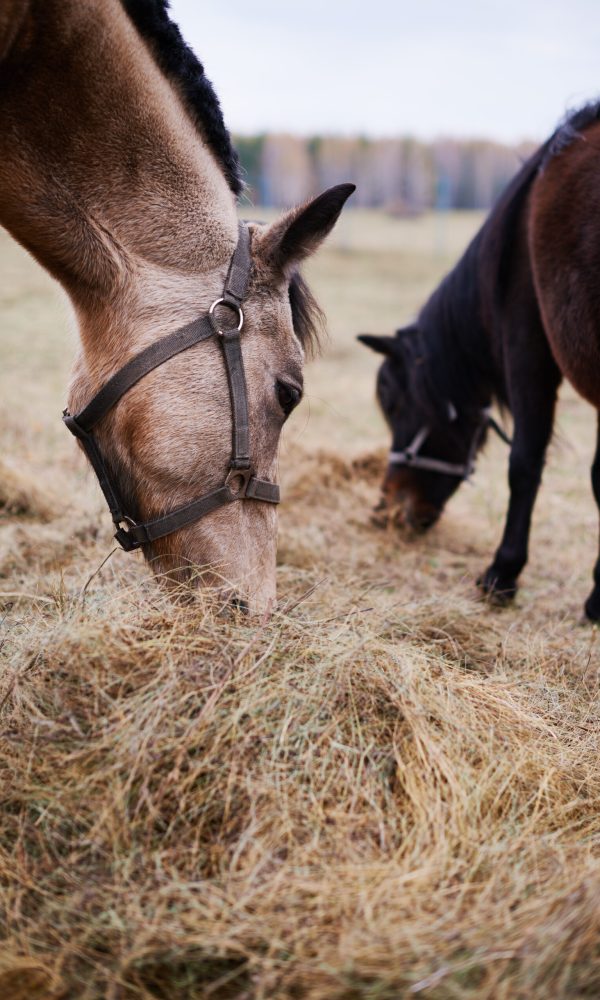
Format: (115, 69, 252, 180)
(584, 416, 600, 620)
(479, 389, 557, 602)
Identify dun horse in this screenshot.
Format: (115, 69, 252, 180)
(360, 104, 600, 619)
(0, 0, 354, 610)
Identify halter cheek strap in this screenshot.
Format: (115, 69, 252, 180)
(63, 222, 280, 552)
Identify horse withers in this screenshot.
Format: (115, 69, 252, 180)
(0, 0, 354, 611)
(359, 103, 600, 619)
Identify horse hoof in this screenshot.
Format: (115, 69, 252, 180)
(477, 567, 517, 605)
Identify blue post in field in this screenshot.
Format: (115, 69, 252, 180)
(259, 173, 271, 209)
(435, 172, 451, 258)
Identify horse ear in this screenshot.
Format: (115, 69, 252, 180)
(257, 183, 356, 272)
(357, 334, 399, 357)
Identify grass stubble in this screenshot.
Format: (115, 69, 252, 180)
(1, 214, 600, 999)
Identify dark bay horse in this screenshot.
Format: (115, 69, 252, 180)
(359, 103, 600, 619)
(0, 0, 354, 610)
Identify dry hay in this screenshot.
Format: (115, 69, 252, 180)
(0, 457, 59, 522)
(1, 446, 600, 1000)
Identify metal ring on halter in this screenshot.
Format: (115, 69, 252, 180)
(117, 514, 139, 530)
(209, 297, 244, 335)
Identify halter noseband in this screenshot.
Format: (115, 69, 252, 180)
(63, 223, 279, 552)
(389, 410, 511, 480)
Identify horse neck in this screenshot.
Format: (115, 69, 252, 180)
(416, 231, 497, 420)
(0, 0, 238, 354)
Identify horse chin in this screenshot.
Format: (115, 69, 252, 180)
(144, 541, 277, 617)
(371, 492, 442, 534)
(405, 503, 441, 533)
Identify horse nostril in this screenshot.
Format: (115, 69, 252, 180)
(230, 595, 249, 614)
(406, 505, 440, 532)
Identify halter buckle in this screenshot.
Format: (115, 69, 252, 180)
(114, 517, 145, 551)
(225, 466, 252, 499)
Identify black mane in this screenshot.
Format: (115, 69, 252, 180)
(408, 100, 600, 421)
(408, 227, 495, 421)
(120, 0, 243, 196)
(542, 100, 600, 168)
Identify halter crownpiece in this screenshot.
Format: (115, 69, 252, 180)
(63, 222, 280, 552)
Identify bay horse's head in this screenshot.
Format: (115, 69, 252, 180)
(68, 185, 355, 610)
(359, 327, 488, 530)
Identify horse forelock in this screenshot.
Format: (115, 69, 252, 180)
(288, 271, 325, 359)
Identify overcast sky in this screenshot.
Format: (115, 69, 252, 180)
(169, 0, 599, 143)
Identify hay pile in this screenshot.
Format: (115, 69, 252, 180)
(2, 446, 600, 999)
(0, 457, 58, 522)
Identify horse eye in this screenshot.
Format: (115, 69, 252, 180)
(276, 379, 302, 417)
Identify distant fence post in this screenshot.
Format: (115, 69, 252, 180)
(435, 172, 451, 258)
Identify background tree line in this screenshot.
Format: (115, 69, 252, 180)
(235, 134, 537, 212)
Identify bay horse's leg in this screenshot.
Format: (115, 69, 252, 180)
(584, 416, 600, 620)
(479, 335, 561, 602)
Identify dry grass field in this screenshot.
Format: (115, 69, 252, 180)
(2, 209, 600, 999)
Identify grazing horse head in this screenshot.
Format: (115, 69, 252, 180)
(0, 0, 354, 609)
(358, 326, 491, 530)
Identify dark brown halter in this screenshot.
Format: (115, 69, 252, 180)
(388, 409, 512, 480)
(63, 223, 279, 552)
